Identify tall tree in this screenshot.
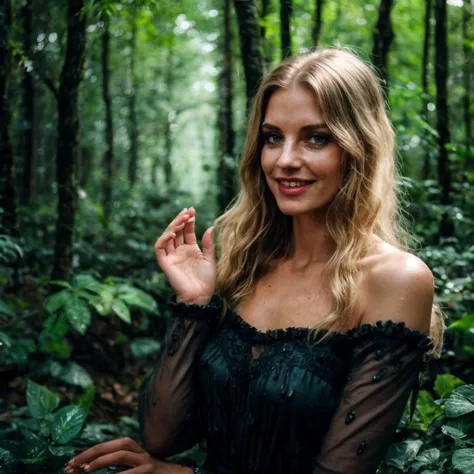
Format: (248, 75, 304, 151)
(128, 3, 139, 186)
(0, 0, 18, 237)
(21, 0, 37, 205)
(422, 0, 433, 179)
(434, 0, 453, 238)
(312, 0, 324, 47)
(260, 0, 271, 68)
(217, 0, 236, 212)
(233, 0, 265, 111)
(462, 0, 472, 152)
(280, 0, 292, 59)
(101, 14, 114, 224)
(371, 0, 395, 92)
(51, 0, 86, 280)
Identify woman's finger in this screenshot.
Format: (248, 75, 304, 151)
(166, 208, 188, 231)
(68, 438, 144, 470)
(165, 232, 176, 254)
(184, 215, 197, 245)
(80, 450, 146, 473)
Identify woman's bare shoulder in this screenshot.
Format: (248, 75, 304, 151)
(358, 239, 434, 334)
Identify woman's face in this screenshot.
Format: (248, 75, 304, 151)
(260, 84, 344, 217)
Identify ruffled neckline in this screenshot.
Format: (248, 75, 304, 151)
(226, 308, 434, 353)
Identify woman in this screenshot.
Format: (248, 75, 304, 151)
(66, 48, 444, 474)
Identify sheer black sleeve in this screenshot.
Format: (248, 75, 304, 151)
(138, 294, 222, 459)
(313, 321, 434, 474)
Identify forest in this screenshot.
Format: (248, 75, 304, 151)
(0, 0, 473, 472)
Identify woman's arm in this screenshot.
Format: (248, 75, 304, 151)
(139, 295, 221, 459)
(313, 254, 435, 474)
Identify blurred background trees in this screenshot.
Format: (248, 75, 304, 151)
(0, 0, 473, 472)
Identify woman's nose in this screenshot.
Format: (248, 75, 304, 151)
(276, 142, 300, 169)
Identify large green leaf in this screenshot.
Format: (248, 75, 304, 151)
(39, 313, 69, 346)
(384, 439, 423, 470)
(417, 390, 444, 425)
(51, 406, 86, 444)
(442, 425, 467, 439)
(64, 296, 91, 335)
(434, 374, 465, 399)
(0, 446, 18, 471)
(112, 299, 131, 324)
(447, 313, 474, 332)
(118, 286, 158, 313)
(21, 430, 48, 464)
(74, 385, 96, 416)
(48, 445, 75, 457)
(72, 274, 102, 293)
(130, 338, 161, 358)
(44, 289, 71, 313)
(58, 362, 93, 388)
(452, 449, 474, 474)
(26, 380, 60, 418)
(446, 388, 474, 418)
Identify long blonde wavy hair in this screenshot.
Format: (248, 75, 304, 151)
(213, 48, 444, 357)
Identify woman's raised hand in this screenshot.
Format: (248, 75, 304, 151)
(154, 207, 216, 305)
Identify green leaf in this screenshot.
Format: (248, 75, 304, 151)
(59, 362, 93, 388)
(49, 280, 74, 290)
(64, 296, 91, 335)
(130, 338, 161, 358)
(79, 423, 118, 443)
(26, 380, 60, 418)
(384, 440, 423, 470)
(454, 385, 474, 404)
(48, 445, 75, 457)
(45, 289, 71, 313)
(448, 314, 474, 332)
(434, 374, 465, 398)
(39, 313, 69, 347)
(416, 448, 440, 464)
(21, 430, 48, 464)
(0, 298, 13, 316)
(442, 425, 467, 439)
(446, 389, 474, 418)
(417, 390, 444, 425)
(51, 406, 86, 444)
(72, 274, 102, 292)
(0, 446, 18, 471)
(112, 299, 131, 324)
(452, 449, 474, 474)
(118, 287, 158, 313)
(74, 385, 96, 416)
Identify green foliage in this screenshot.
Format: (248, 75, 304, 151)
(0, 382, 88, 473)
(381, 383, 474, 473)
(43, 273, 159, 336)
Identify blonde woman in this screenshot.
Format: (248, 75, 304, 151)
(66, 48, 444, 474)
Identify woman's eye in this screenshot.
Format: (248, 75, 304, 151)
(308, 135, 329, 146)
(263, 133, 282, 145)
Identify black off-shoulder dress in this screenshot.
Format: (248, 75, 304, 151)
(139, 294, 434, 474)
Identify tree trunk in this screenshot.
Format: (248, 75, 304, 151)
(163, 47, 174, 188)
(51, 0, 86, 281)
(462, 0, 472, 153)
(0, 0, 19, 237)
(218, 0, 236, 213)
(312, 0, 324, 47)
(101, 14, 114, 225)
(260, 0, 271, 68)
(434, 0, 453, 238)
(422, 0, 432, 179)
(128, 4, 139, 186)
(21, 0, 37, 205)
(280, 0, 292, 59)
(233, 0, 265, 112)
(371, 0, 395, 93)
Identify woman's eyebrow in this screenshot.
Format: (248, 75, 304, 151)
(261, 122, 329, 131)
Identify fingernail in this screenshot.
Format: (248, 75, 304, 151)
(83, 465, 91, 473)
(187, 217, 195, 223)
